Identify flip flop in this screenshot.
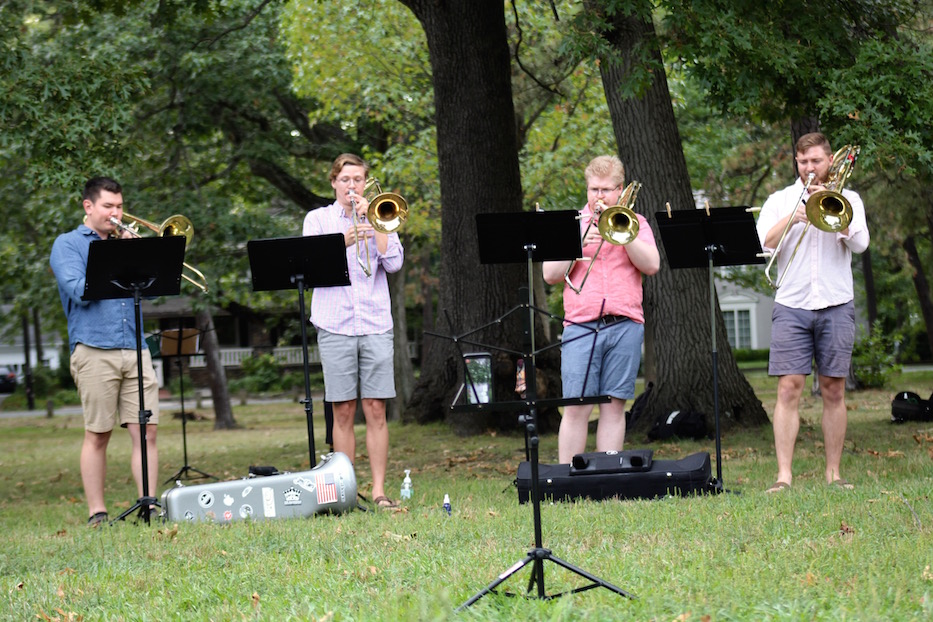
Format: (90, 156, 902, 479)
(830, 478, 854, 490)
(765, 481, 791, 494)
(373, 495, 398, 509)
(87, 511, 109, 527)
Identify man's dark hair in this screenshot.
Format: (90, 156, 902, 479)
(83, 176, 122, 203)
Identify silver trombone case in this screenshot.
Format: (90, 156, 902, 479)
(160, 452, 357, 523)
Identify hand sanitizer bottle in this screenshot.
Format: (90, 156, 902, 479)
(400, 469, 413, 500)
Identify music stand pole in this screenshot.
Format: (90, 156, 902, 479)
(247, 234, 350, 469)
(295, 273, 316, 467)
(164, 323, 214, 483)
(654, 205, 766, 493)
(110, 282, 158, 524)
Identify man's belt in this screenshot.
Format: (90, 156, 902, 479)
(600, 314, 628, 325)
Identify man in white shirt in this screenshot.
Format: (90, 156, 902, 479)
(756, 132, 869, 493)
(303, 154, 404, 509)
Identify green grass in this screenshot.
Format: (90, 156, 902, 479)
(1, 370, 932, 620)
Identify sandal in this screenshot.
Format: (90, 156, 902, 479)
(765, 481, 791, 494)
(373, 495, 398, 509)
(87, 511, 109, 527)
(830, 478, 854, 490)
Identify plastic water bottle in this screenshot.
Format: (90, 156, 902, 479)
(443, 493, 451, 516)
(400, 469, 413, 500)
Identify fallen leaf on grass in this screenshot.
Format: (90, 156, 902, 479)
(383, 530, 416, 542)
(922, 565, 932, 582)
(252, 592, 260, 608)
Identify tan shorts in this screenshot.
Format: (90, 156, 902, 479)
(70, 344, 160, 433)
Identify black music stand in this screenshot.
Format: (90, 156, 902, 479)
(162, 325, 214, 482)
(454, 210, 633, 610)
(247, 234, 350, 468)
(83, 235, 186, 525)
(655, 205, 764, 493)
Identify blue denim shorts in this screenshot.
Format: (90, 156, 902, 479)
(768, 301, 856, 377)
(317, 329, 396, 402)
(560, 317, 643, 400)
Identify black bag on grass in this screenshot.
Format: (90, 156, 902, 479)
(647, 409, 707, 441)
(891, 391, 933, 423)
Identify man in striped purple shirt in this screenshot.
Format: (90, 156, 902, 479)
(303, 154, 404, 509)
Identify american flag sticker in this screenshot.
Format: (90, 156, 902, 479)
(316, 472, 338, 504)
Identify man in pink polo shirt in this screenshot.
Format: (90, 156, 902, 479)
(543, 155, 660, 464)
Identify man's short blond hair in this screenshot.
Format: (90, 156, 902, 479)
(584, 155, 625, 186)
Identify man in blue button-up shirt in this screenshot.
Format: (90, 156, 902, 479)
(50, 177, 160, 527)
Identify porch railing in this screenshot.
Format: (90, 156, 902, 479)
(189, 343, 417, 368)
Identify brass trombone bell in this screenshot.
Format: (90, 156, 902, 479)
(109, 212, 208, 292)
(597, 205, 640, 245)
(369, 192, 408, 234)
(805, 190, 852, 232)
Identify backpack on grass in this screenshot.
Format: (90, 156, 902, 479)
(891, 391, 933, 423)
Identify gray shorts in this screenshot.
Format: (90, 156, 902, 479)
(768, 301, 856, 377)
(317, 329, 396, 402)
(561, 318, 643, 400)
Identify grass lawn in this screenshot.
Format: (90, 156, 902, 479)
(1, 370, 932, 620)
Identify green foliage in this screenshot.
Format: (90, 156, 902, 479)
(731, 348, 769, 363)
(853, 323, 902, 388)
(230, 352, 286, 393)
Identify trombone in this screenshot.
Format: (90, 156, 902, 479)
(564, 181, 642, 294)
(109, 212, 209, 292)
(763, 145, 859, 289)
(348, 177, 408, 277)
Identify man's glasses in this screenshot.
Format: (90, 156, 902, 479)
(587, 185, 620, 196)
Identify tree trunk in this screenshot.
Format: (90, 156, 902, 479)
(862, 247, 877, 327)
(592, 6, 768, 434)
(196, 308, 237, 429)
(21, 312, 34, 410)
(903, 235, 933, 357)
(790, 117, 820, 178)
(388, 262, 414, 422)
(32, 308, 44, 369)
(398, 0, 561, 434)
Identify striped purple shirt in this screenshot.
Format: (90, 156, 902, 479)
(302, 201, 403, 335)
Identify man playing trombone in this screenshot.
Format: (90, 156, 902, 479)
(302, 154, 404, 509)
(49, 176, 161, 527)
(543, 155, 660, 464)
(756, 132, 869, 493)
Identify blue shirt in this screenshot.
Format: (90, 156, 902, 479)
(50, 225, 142, 352)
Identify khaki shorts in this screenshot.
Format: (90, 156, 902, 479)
(70, 344, 160, 433)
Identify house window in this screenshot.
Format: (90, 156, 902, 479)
(723, 309, 752, 349)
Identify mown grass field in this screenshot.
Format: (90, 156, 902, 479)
(1, 370, 932, 621)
